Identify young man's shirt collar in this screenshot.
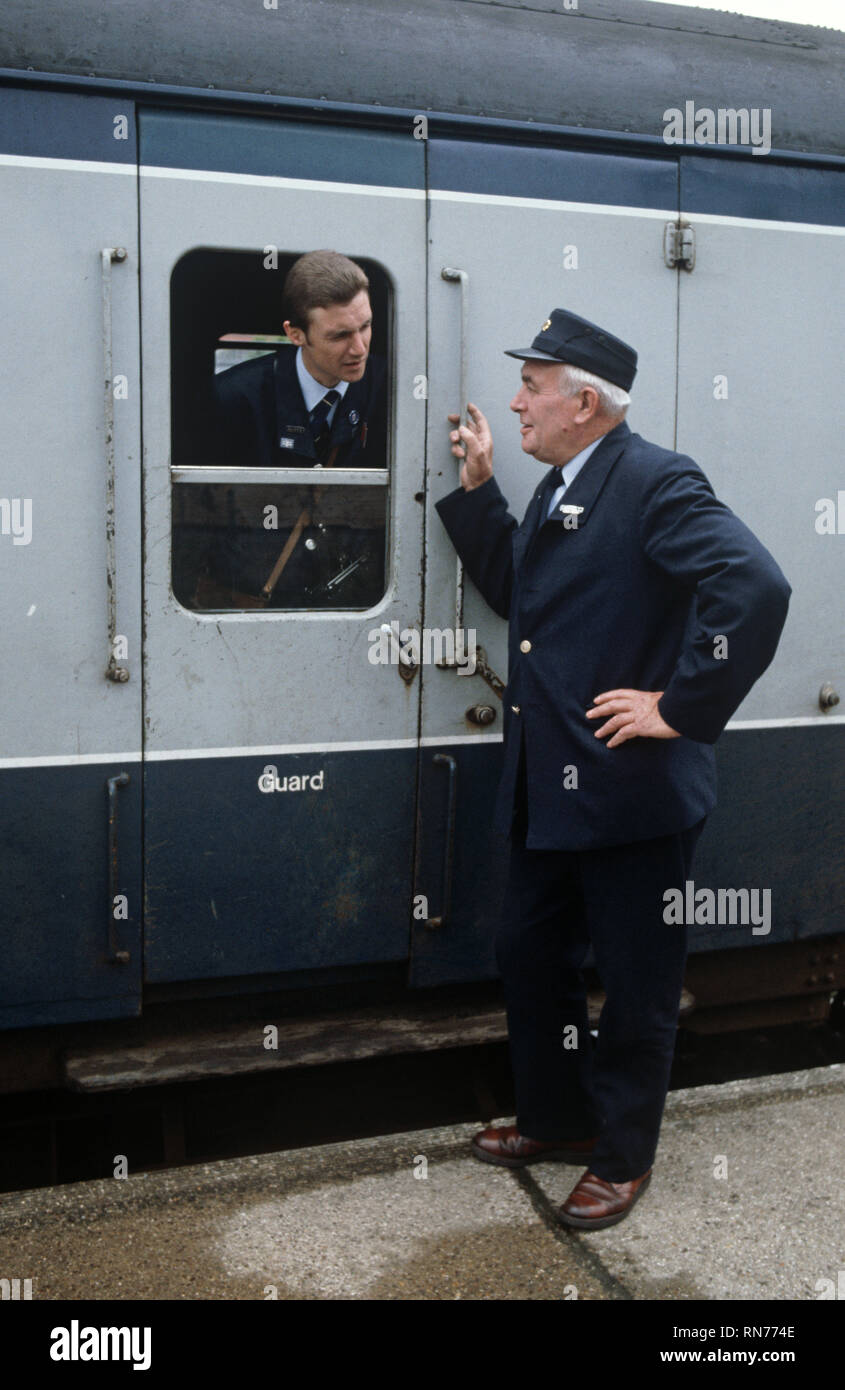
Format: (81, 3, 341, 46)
(295, 346, 351, 420)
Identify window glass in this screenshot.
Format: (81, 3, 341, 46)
(173, 482, 386, 611)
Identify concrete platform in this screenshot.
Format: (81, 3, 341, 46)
(0, 1063, 842, 1301)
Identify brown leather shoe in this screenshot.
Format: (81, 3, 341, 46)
(558, 1168, 652, 1230)
(471, 1125, 597, 1169)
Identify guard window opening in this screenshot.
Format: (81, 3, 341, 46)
(169, 248, 391, 612)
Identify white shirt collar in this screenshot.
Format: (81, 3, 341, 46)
(546, 435, 605, 517)
(295, 346, 350, 415)
(560, 435, 604, 488)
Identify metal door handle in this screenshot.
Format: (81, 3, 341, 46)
(101, 247, 129, 682)
(106, 772, 131, 964)
(426, 753, 457, 930)
(441, 267, 468, 637)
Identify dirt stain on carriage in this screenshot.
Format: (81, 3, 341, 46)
(322, 857, 368, 928)
(329, 889, 360, 926)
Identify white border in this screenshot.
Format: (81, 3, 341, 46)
(0, 153, 136, 176)
(431, 188, 845, 236)
(4, 156, 843, 236)
(429, 188, 674, 220)
(139, 164, 424, 198)
(2, 717, 843, 769)
(0, 751, 144, 769)
(681, 209, 845, 238)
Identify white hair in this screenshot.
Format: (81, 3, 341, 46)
(558, 362, 631, 418)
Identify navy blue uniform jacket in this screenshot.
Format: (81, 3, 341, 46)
(435, 420, 791, 851)
(211, 345, 387, 467)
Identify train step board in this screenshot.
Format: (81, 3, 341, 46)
(63, 1001, 511, 1092)
(62, 988, 694, 1092)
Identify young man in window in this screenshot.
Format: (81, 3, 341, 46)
(212, 249, 386, 470)
(199, 250, 387, 608)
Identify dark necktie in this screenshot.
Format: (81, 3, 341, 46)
(308, 389, 341, 458)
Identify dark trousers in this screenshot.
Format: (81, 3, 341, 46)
(498, 757, 705, 1182)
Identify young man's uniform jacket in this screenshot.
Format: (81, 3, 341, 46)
(201, 347, 387, 605)
(436, 420, 791, 852)
(211, 345, 387, 468)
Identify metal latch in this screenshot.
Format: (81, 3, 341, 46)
(664, 222, 695, 271)
(474, 646, 505, 700)
(436, 644, 505, 701)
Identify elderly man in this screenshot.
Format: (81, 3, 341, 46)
(436, 309, 790, 1230)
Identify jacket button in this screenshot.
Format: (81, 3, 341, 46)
(511, 705, 521, 714)
(519, 639, 532, 654)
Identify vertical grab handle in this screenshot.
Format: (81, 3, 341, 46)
(425, 754, 458, 930)
(440, 267, 468, 637)
(102, 247, 129, 683)
(106, 772, 131, 964)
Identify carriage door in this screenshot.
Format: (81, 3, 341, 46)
(139, 108, 426, 985)
(412, 138, 680, 986)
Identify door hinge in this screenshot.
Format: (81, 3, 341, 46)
(664, 221, 695, 271)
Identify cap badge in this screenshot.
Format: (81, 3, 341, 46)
(541, 318, 552, 331)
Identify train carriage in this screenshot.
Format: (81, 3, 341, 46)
(0, 0, 843, 1087)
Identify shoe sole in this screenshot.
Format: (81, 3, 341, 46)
(471, 1141, 596, 1169)
(558, 1172, 652, 1230)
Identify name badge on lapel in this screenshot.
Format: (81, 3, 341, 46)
(558, 503, 584, 530)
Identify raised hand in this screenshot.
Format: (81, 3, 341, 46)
(448, 402, 494, 490)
